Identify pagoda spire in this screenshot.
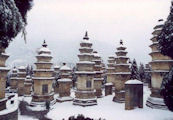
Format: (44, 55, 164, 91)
(83, 31, 89, 40)
(42, 40, 47, 47)
(120, 39, 123, 45)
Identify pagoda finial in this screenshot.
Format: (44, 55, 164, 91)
(83, 31, 89, 40)
(42, 40, 47, 47)
(120, 39, 123, 45)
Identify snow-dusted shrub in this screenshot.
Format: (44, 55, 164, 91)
(161, 66, 173, 111)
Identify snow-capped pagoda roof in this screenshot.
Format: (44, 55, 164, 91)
(12, 67, 17, 72)
(54, 65, 60, 69)
(116, 40, 127, 50)
(38, 40, 51, 54)
(60, 63, 71, 71)
(125, 79, 143, 84)
(153, 19, 164, 30)
(93, 51, 101, 58)
(18, 66, 26, 70)
(80, 31, 92, 44)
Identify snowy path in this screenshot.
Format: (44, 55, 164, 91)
(46, 87, 173, 120)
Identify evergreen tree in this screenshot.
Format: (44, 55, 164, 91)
(130, 59, 140, 80)
(0, 0, 33, 51)
(139, 63, 145, 82)
(157, 1, 173, 111)
(161, 66, 173, 111)
(158, 1, 173, 59)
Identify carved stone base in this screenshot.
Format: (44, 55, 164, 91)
(113, 90, 125, 103)
(73, 98, 97, 107)
(146, 96, 167, 110)
(31, 92, 55, 106)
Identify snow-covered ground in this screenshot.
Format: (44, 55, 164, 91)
(46, 86, 173, 120)
(18, 86, 173, 120)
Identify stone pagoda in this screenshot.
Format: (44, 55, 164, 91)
(93, 51, 103, 97)
(10, 67, 18, 93)
(24, 75, 33, 96)
(0, 52, 9, 111)
(31, 40, 55, 106)
(53, 65, 60, 94)
(56, 63, 73, 102)
(146, 20, 173, 109)
(17, 66, 26, 96)
(113, 40, 131, 103)
(73, 32, 97, 106)
(106, 55, 115, 85)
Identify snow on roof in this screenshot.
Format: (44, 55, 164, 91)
(125, 79, 143, 84)
(93, 52, 101, 57)
(77, 61, 95, 65)
(54, 65, 60, 69)
(0, 67, 10, 71)
(60, 65, 71, 71)
(39, 47, 51, 53)
(34, 69, 54, 72)
(32, 77, 54, 80)
(58, 78, 72, 82)
(36, 53, 52, 57)
(18, 66, 25, 70)
(114, 72, 131, 75)
(115, 56, 128, 59)
(80, 39, 92, 44)
(105, 82, 113, 86)
(75, 71, 95, 74)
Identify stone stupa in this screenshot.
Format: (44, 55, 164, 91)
(73, 32, 97, 106)
(31, 40, 55, 106)
(56, 63, 73, 102)
(10, 67, 18, 93)
(17, 66, 26, 96)
(106, 55, 115, 85)
(113, 40, 131, 103)
(24, 75, 33, 96)
(146, 20, 173, 109)
(93, 51, 103, 97)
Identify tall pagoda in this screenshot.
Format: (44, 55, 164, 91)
(17, 66, 26, 96)
(146, 20, 173, 109)
(113, 40, 131, 103)
(10, 67, 18, 93)
(56, 63, 73, 102)
(31, 40, 55, 106)
(73, 32, 97, 106)
(106, 55, 116, 85)
(93, 51, 103, 97)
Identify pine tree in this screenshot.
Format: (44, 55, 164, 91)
(130, 59, 140, 80)
(161, 66, 173, 111)
(0, 0, 33, 51)
(158, 1, 173, 59)
(157, 1, 173, 111)
(139, 63, 145, 82)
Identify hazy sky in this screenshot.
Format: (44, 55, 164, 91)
(6, 0, 172, 67)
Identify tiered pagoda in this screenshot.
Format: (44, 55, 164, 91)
(56, 63, 73, 102)
(10, 67, 18, 93)
(24, 75, 33, 96)
(31, 40, 55, 106)
(0, 52, 9, 110)
(73, 32, 97, 106)
(113, 40, 131, 103)
(17, 66, 26, 96)
(106, 55, 115, 85)
(146, 20, 173, 109)
(93, 51, 103, 97)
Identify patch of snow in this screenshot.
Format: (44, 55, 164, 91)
(77, 61, 95, 64)
(125, 79, 143, 84)
(105, 83, 113, 86)
(58, 78, 72, 82)
(39, 47, 51, 53)
(46, 86, 173, 120)
(0, 67, 10, 71)
(60, 65, 71, 71)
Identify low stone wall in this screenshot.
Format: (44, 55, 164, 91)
(0, 108, 18, 120)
